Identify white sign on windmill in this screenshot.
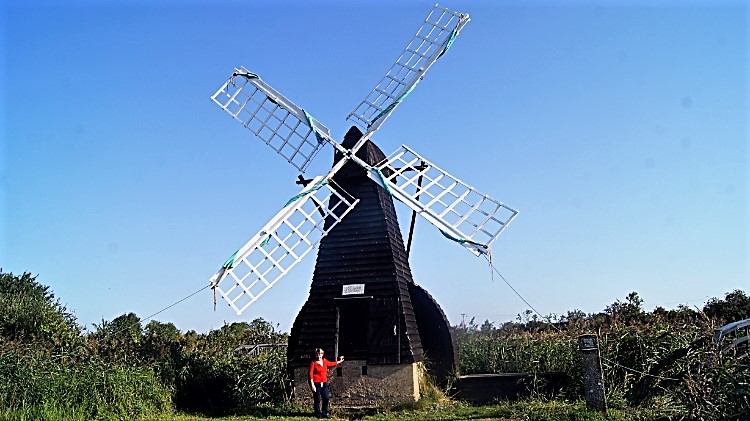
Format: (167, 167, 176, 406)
(208, 4, 519, 315)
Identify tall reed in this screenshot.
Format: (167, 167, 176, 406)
(0, 344, 173, 420)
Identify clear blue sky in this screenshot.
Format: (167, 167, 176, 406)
(2, 0, 747, 333)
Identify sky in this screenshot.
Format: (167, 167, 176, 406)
(2, 0, 747, 334)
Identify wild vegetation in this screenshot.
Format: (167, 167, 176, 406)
(0, 269, 748, 420)
(454, 290, 750, 419)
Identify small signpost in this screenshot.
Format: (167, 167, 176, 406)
(578, 334, 607, 414)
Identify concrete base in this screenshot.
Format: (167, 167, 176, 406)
(293, 361, 420, 407)
(452, 372, 570, 403)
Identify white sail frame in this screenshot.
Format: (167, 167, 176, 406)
(210, 176, 358, 314)
(211, 68, 337, 172)
(375, 145, 518, 255)
(347, 4, 470, 136)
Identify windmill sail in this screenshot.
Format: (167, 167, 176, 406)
(210, 176, 358, 314)
(208, 4, 517, 316)
(211, 68, 336, 173)
(373, 145, 518, 256)
(347, 4, 470, 136)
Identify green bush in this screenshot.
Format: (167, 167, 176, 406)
(172, 321, 289, 415)
(0, 344, 173, 420)
(0, 271, 80, 347)
(0, 270, 173, 420)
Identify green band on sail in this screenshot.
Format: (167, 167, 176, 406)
(284, 179, 329, 208)
(375, 168, 393, 196)
(223, 230, 273, 269)
(234, 70, 260, 79)
(223, 250, 239, 269)
(303, 110, 325, 144)
(440, 229, 467, 244)
(369, 78, 421, 128)
(437, 25, 459, 59)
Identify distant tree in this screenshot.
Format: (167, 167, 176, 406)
(91, 312, 143, 363)
(605, 291, 645, 323)
(703, 289, 750, 323)
(97, 312, 143, 340)
(143, 320, 180, 359)
(480, 319, 494, 332)
(182, 329, 199, 353)
(0, 270, 55, 303)
(517, 309, 535, 324)
(140, 320, 183, 386)
(193, 318, 287, 357)
(244, 318, 284, 344)
(0, 270, 80, 346)
(565, 309, 587, 322)
(513, 310, 559, 332)
(652, 304, 698, 323)
(145, 320, 180, 341)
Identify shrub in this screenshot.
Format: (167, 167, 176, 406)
(0, 270, 80, 347)
(0, 343, 173, 420)
(172, 321, 290, 415)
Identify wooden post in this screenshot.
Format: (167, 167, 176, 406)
(578, 334, 607, 414)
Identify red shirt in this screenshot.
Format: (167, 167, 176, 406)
(309, 358, 337, 383)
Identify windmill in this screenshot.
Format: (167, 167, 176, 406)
(208, 4, 518, 405)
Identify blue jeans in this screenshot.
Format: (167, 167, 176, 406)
(312, 381, 329, 418)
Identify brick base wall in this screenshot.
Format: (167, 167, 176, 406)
(293, 361, 420, 408)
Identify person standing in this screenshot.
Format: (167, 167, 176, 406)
(309, 348, 344, 419)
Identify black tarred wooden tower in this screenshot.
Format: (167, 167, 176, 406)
(287, 126, 455, 387)
(208, 6, 519, 404)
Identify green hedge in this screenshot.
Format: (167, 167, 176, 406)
(0, 344, 173, 420)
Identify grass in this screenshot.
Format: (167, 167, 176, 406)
(108, 399, 685, 421)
